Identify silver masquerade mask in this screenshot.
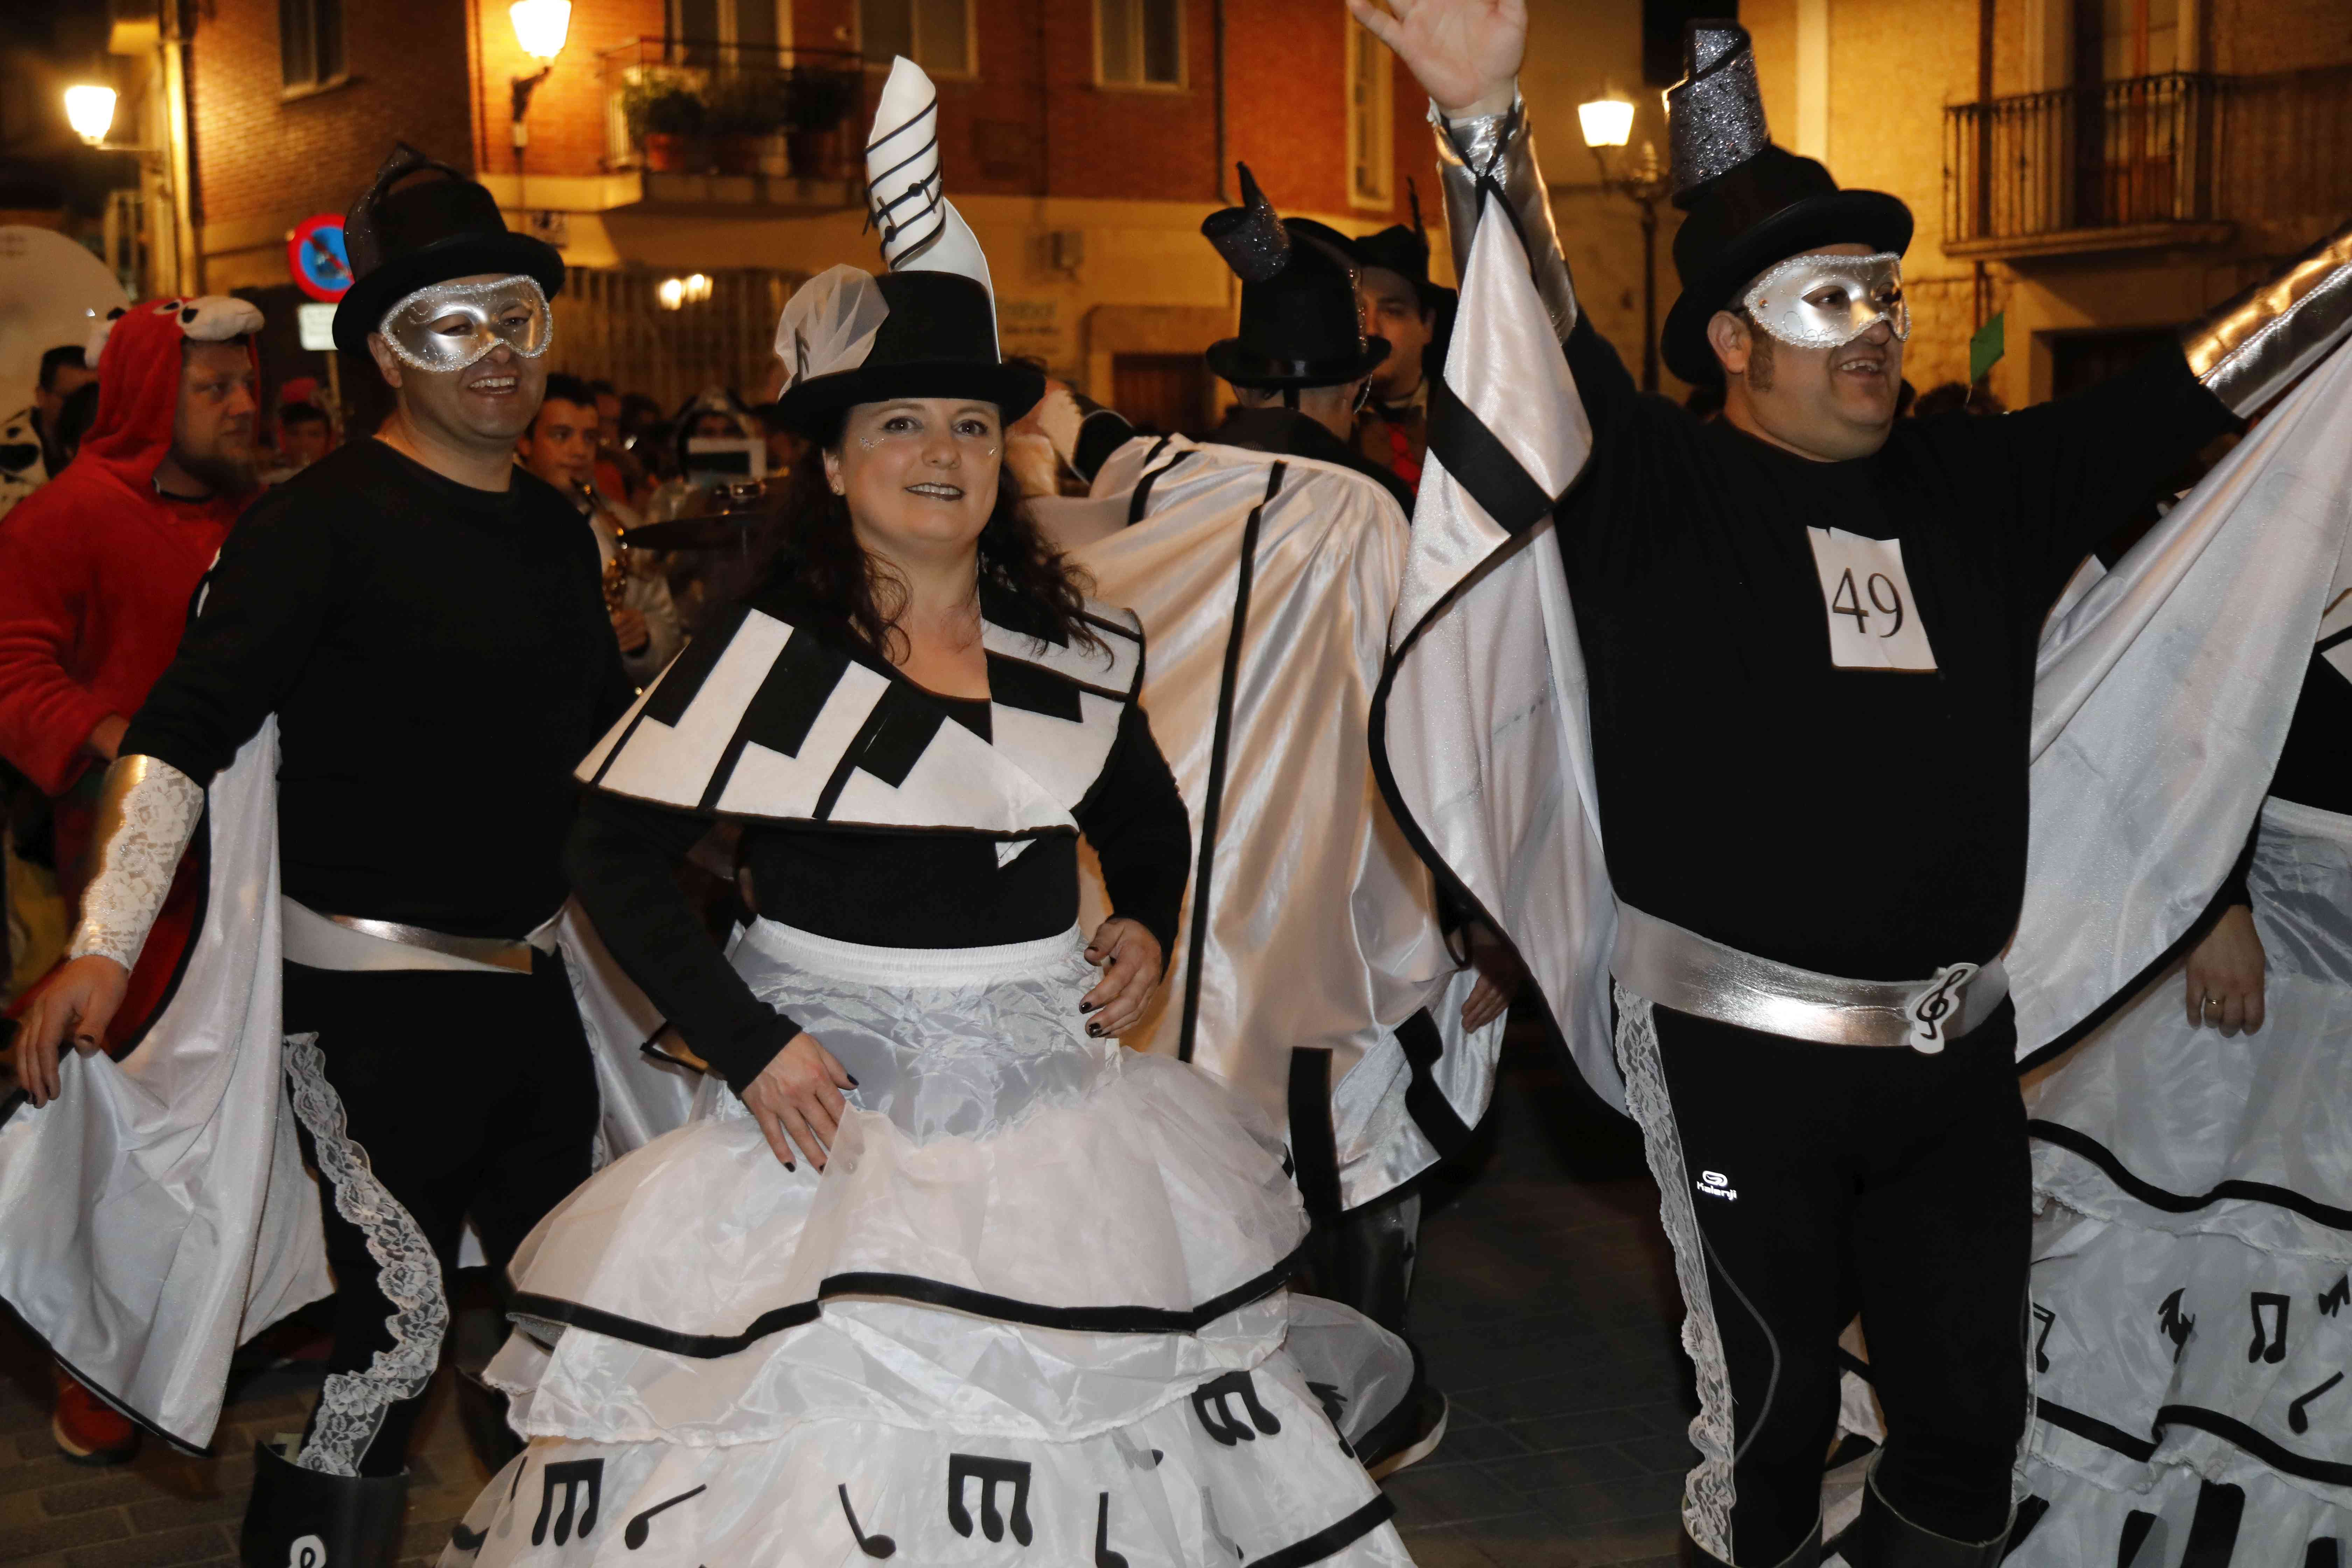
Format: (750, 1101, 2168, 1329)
(1741, 251, 1910, 351)
(378, 274, 553, 373)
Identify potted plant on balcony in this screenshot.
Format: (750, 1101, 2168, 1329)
(706, 76, 788, 177)
(784, 65, 858, 179)
(623, 77, 705, 173)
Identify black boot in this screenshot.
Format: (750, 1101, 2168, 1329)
(1680, 1517, 1823, 1568)
(1833, 1478, 2008, 1568)
(239, 1436, 408, 1568)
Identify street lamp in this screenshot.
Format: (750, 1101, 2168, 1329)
(1580, 96, 1672, 394)
(64, 85, 119, 146)
(508, 0, 572, 160)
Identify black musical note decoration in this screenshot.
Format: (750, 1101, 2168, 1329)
(838, 1484, 897, 1559)
(532, 1458, 604, 1546)
(2289, 1372, 2343, 1436)
(448, 1522, 487, 1555)
(2320, 1274, 2349, 1318)
(1094, 1493, 1130, 1568)
(2158, 1289, 2196, 1362)
(625, 1485, 706, 1549)
(290, 1539, 323, 1568)
(2249, 1291, 2290, 1365)
(1109, 1429, 1162, 1470)
(2031, 1304, 2056, 1374)
(1190, 1371, 1283, 1447)
(1200, 1487, 1244, 1562)
(946, 1454, 1034, 1546)
(1307, 1380, 1349, 1426)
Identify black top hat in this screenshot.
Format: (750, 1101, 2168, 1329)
(1201, 166, 1390, 390)
(771, 268, 1043, 436)
(331, 143, 567, 357)
(1344, 181, 1456, 314)
(1657, 23, 1911, 385)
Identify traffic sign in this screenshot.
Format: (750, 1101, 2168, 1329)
(287, 215, 352, 302)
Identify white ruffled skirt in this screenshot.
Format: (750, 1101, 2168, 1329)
(437, 920, 1416, 1566)
(2006, 800, 2352, 1564)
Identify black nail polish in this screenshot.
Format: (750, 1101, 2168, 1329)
(1078, 1000, 1098, 1014)
(783, 1160, 797, 1171)
(1086, 1022, 1101, 1037)
(846, 1074, 860, 1087)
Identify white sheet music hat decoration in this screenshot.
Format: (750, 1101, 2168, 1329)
(770, 58, 1040, 435)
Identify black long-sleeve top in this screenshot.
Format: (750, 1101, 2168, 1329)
(121, 440, 631, 938)
(1556, 319, 2236, 981)
(567, 656, 1192, 1096)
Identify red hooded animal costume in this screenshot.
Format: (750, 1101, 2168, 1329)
(0, 295, 262, 1050)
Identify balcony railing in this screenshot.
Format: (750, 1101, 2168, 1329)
(601, 38, 870, 188)
(1944, 65, 2352, 255)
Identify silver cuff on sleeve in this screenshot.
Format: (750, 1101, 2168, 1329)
(1430, 91, 1578, 340)
(2182, 216, 2352, 418)
(66, 754, 204, 972)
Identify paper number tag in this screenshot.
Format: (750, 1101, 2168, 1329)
(1806, 527, 1938, 673)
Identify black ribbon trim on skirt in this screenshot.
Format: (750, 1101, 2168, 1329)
(1246, 1494, 1398, 1568)
(2155, 1405, 2352, 1490)
(2029, 1119, 2352, 1232)
(1287, 1046, 1343, 1220)
(508, 1242, 1308, 1359)
(2035, 1395, 2158, 1461)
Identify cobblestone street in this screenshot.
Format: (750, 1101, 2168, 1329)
(0, 1039, 1693, 1567)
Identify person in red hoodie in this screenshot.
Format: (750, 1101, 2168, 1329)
(0, 293, 264, 1465)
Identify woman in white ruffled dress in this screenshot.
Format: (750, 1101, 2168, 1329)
(434, 65, 1418, 1567)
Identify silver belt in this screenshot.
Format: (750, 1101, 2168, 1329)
(1611, 904, 2009, 1052)
(282, 899, 554, 975)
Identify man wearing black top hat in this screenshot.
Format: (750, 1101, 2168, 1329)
(1347, 190, 1457, 497)
(1050, 168, 1413, 513)
(1354, 1, 2352, 1564)
(22, 144, 630, 1563)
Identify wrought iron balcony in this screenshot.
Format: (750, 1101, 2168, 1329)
(600, 38, 869, 205)
(1944, 65, 2352, 259)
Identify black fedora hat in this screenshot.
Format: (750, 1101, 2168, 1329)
(772, 268, 1043, 436)
(1345, 181, 1458, 314)
(1657, 23, 1911, 385)
(331, 143, 566, 357)
(1202, 167, 1390, 390)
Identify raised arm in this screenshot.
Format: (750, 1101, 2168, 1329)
(1347, 0, 1574, 342)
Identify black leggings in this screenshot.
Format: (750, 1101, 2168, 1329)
(282, 958, 598, 1478)
(1633, 1000, 2031, 1567)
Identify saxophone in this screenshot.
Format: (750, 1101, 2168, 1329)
(584, 479, 631, 611)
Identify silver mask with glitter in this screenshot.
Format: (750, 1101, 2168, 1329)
(1740, 252, 1910, 350)
(378, 275, 553, 373)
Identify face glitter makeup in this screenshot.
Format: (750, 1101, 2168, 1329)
(377, 275, 553, 373)
(1740, 252, 1910, 351)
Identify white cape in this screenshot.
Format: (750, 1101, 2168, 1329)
(0, 727, 690, 1450)
(1040, 437, 1501, 1213)
(1377, 185, 2352, 1111)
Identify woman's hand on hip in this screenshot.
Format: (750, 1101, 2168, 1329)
(1082, 918, 1164, 1038)
(741, 1031, 857, 1171)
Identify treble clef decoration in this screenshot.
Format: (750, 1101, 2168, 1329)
(288, 1536, 326, 1568)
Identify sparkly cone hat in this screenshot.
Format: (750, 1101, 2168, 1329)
(1201, 164, 1389, 389)
(1658, 21, 1911, 384)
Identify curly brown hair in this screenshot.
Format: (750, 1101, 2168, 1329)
(776, 410, 1099, 664)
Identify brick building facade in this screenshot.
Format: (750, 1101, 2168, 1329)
(183, 0, 1445, 417)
